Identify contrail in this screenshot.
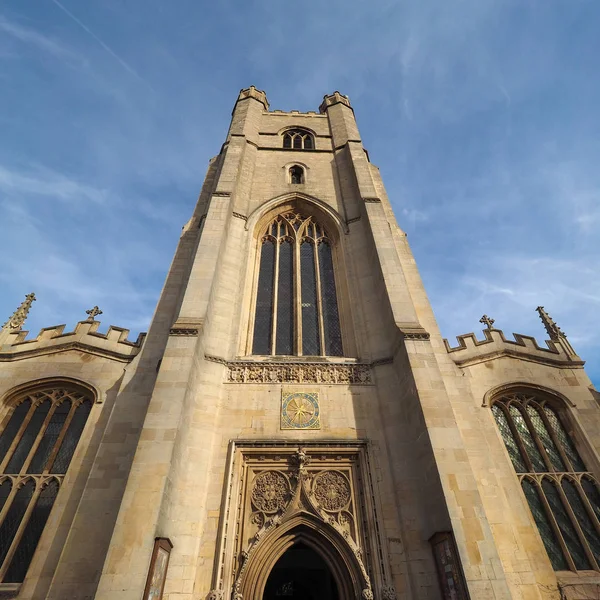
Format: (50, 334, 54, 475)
(50, 0, 150, 87)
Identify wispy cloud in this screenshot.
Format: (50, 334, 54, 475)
(0, 165, 107, 205)
(0, 14, 84, 65)
(50, 0, 150, 88)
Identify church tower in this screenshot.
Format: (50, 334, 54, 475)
(1, 87, 599, 600)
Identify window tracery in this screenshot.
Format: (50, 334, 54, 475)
(0, 385, 92, 582)
(282, 129, 314, 150)
(492, 391, 600, 571)
(252, 210, 343, 357)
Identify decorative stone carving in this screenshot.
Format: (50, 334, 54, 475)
(362, 588, 374, 600)
(2, 292, 36, 331)
(313, 470, 351, 512)
(226, 361, 372, 384)
(169, 327, 199, 336)
(382, 584, 397, 600)
(251, 471, 290, 513)
(207, 590, 223, 600)
(85, 306, 103, 321)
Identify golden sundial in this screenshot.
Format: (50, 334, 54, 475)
(281, 392, 320, 430)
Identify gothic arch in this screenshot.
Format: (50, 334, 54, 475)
(238, 514, 365, 600)
(482, 381, 576, 407)
(245, 193, 348, 238)
(0, 377, 99, 410)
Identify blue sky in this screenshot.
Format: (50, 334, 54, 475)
(1, 1, 599, 386)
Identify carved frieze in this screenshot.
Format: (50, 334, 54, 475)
(225, 361, 372, 384)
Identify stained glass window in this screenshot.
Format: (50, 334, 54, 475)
(252, 240, 275, 355)
(252, 210, 343, 357)
(0, 385, 92, 582)
(492, 392, 600, 572)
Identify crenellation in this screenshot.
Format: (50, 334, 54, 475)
(444, 327, 584, 367)
(0, 319, 144, 361)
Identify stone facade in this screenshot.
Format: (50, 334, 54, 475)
(0, 87, 598, 600)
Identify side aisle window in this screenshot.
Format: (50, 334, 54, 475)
(0, 385, 92, 583)
(492, 391, 600, 571)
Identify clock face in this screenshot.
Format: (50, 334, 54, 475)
(281, 392, 320, 430)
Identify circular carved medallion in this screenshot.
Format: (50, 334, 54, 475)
(281, 393, 320, 429)
(313, 470, 351, 512)
(251, 471, 290, 513)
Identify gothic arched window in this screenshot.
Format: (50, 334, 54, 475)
(289, 166, 304, 185)
(0, 385, 92, 583)
(252, 210, 343, 356)
(492, 391, 600, 571)
(282, 129, 314, 150)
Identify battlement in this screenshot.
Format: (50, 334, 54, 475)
(0, 319, 144, 363)
(444, 328, 584, 368)
(235, 86, 269, 111)
(319, 91, 352, 113)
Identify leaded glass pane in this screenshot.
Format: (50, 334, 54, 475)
(562, 478, 600, 564)
(581, 477, 600, 524)
(4, 480, 59, 583)
(522, 479, 568, 570)
(28, 401, 71, 474)
(0, 479, 12, 514)
(252, 240, 275, 355)
(51, 401, 92, 474)
(304, 135, 313, 149)
(544, 407, 587, 472)
(276, 240, 294, 355)
(509, 405, 547, 472)
(5, 401, 51, 474)
(283, 134, 291, 149)
(526, 406, 566, 471)
(300, 242, 320, 355)
(0, 479, 35, 568)
(492, 405, 527, 473)
(542, 478, 590, 570)
(318, 241, 343, 356)
(0, 400, 31, 465)
(293, 135, 302, 149)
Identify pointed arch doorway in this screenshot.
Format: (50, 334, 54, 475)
(263, 542, 339, 600)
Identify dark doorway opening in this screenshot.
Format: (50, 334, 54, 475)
(263, 542, 339, 600)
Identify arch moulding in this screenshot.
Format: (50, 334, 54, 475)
(245, 192, 349, 237)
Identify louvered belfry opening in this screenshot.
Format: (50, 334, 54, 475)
(252, 210, 343, 357)
(0, 385, 92, 582)
(492, 391, 600, 571)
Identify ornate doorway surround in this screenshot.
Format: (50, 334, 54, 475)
(208, 441, 397, 600)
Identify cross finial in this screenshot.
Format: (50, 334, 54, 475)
(2, 293, 36, 331)
(536, 306, 564, 341)
(85, 306, 103, 321)
(479, 314, 495, 329)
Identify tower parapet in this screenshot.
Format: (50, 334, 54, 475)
(234, 86, 269, 112)
(319, 91, 352, 113)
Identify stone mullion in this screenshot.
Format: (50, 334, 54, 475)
(271, 238, 280, 356)
(20, 403, 59, 475)
(574, 476, 600, 541)
(535, 476, 577, 571)
(43, 400, 78, 474)
(556, 475, 599, 569)
(502, 403, 534, 473)
(520, 404, 555, 473)
(0, 478, 44, 580)
(0, 401, 37, 474)
(539, 402, 579, 473)
(313, 239, 326, 357)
